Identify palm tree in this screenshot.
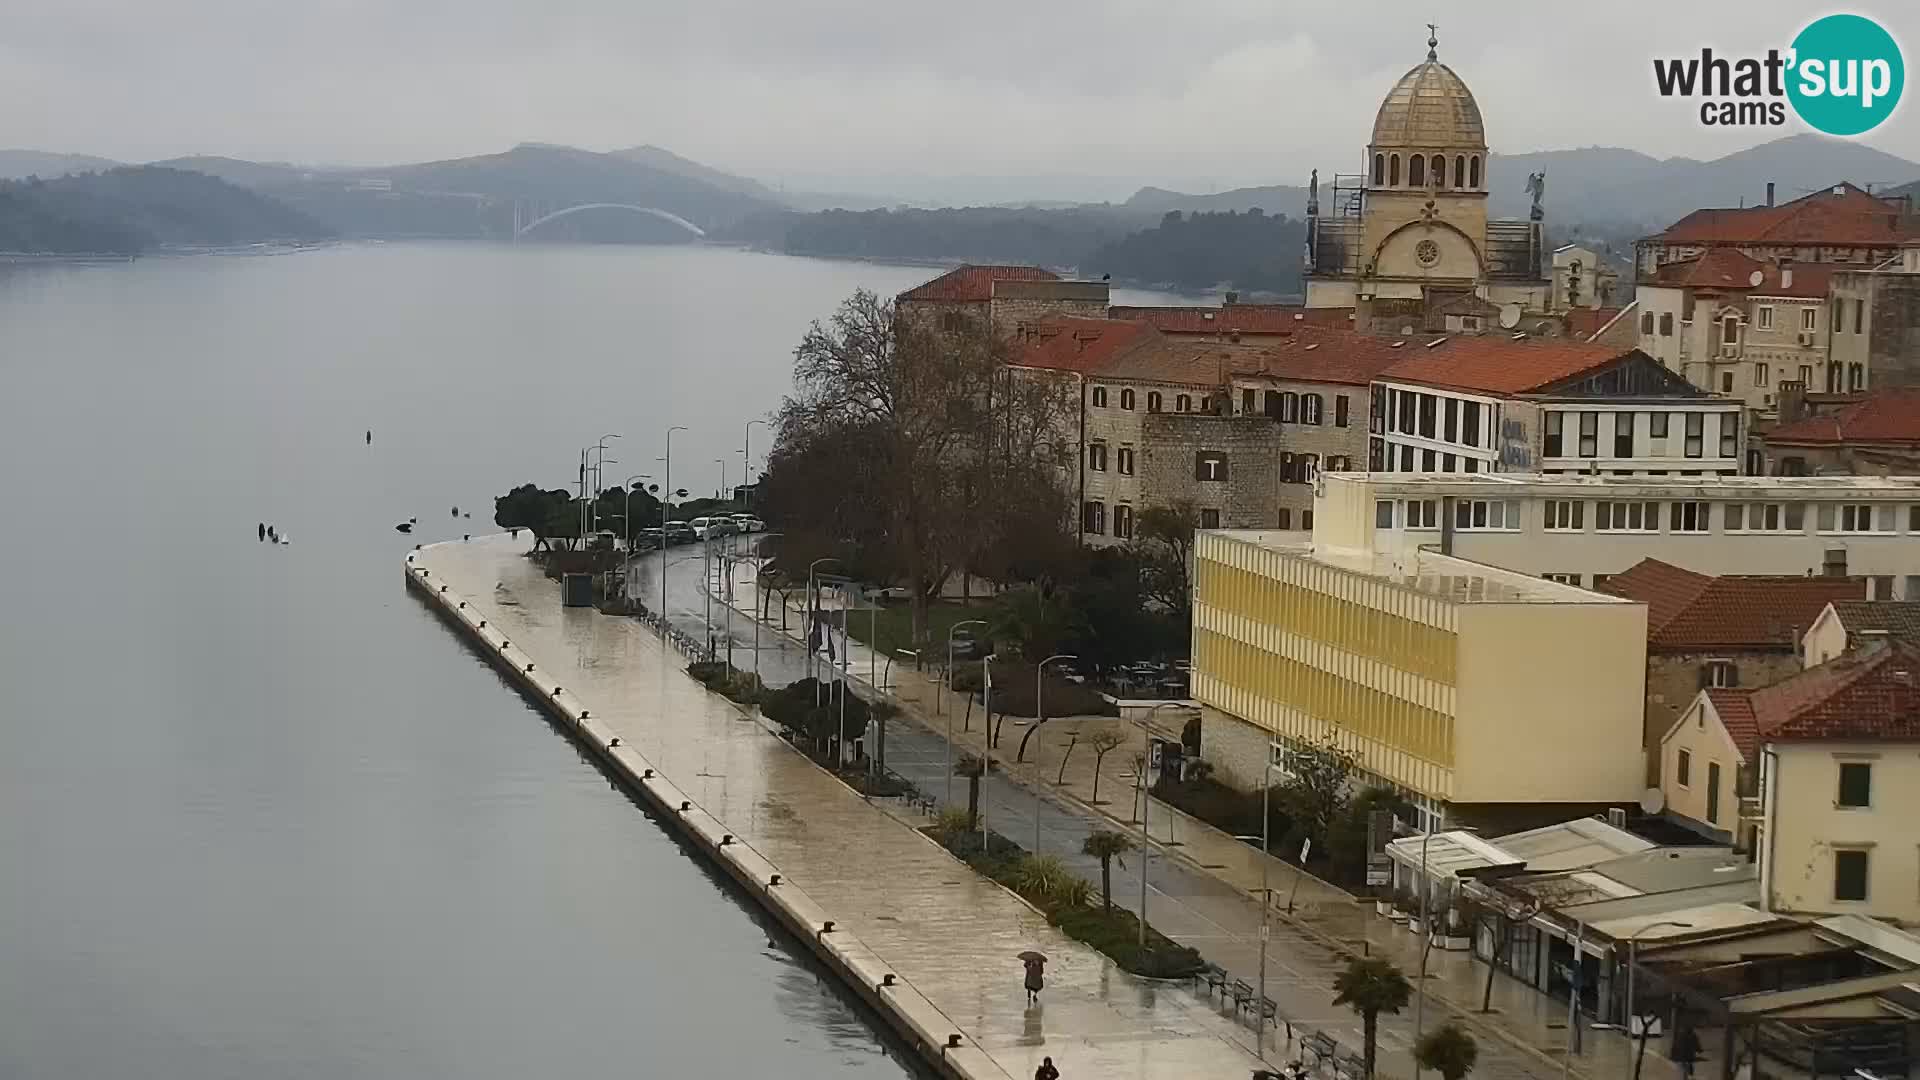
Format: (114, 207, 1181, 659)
(955, 753, 987, 833)
(1332, 956, 1412, 1079)
(1414, 1023, 1478, 1080)
(1081, 830, 1134, 912)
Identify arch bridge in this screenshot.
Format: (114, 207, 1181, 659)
(513, 203, 707, 239)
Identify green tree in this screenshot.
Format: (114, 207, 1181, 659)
(955, 753, 987, 832)
(987, 579, 1086, 662)
(493, 484, 576, 551)
(1086, 728, 1125, 805)
(1332, 956, 1413, 1079)
(1080, 830, 1134, 912)
(1414, 1023, 1479, 1080)
(1130, 501, 1199, 645)
(1275, 736, 1359, 855)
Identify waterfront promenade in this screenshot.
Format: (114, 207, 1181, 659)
(412, 534, 1272, 1080)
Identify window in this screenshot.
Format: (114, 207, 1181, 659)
(1543, 572, 1582, 585)
(1614, 412, 1635, 458)
(1389, 154, 1400, 186)
(1912, 504, 1920, 531)
(1194, 451, 1227, 482)
(1454, 155, 1465, 188)
(1442, 453, 1456, 472)
(1087, 442, 1107, 471)
(1280, 392, 1299, 422)
(1676, 749, 1692, 787)
(1659, 312, 1674, 336)
(1299, 453, 1319, 483)
(1650, 412, 1670, 439)
(1176, 394, 1192, 413)
(1082, 500, 1105, 535)
(1397, 390, 1416, 433)
(1670, 501, 1710, 533)
(1727, 502, 1790, 532)
(1116, 447, 1134, 475)
(1849, 363, 1865, 392)
(1720, 412, 1739, 458)
(1400, 445, 1414, 471)
(1421, 449, 1436, 471)
(1375, 500, 1395, 528)
(1756, 305, 1774, 330)
(1444, 399, 1459, 442)
(1786, 503, 1806, 529)
(1372, 153, 1385, 185)
(1820, 503, 1891, 533)
(1706, 763, 1722, 825)
(1119, 388, 1135, 410)
(1277, 509, 1292, 530)
(1463, 457, 1478, 473)
(1641, 311, 1655, 336)
(1242, 388, 1256, 415)
(1092, 386, 1108, 407)
(1578, 411, 1598, 457)
(1431, 154, 1445, 186)
(1544, 499, 1584, 530)
(1454, 499, 1520, 530)
(1799, 364, 1813, 385)
(1279, 452, 1297, 483)
(1113, 503, 1134, 539)
(1199, 508, 1220, 530)
(1469, 155, 1480, 188)
(1302, 509, 1314, 530)
(1147, 391, 1162, 412)
(1405, 499, 1440, 529)
(1334, 395, 1350, 428)
(1834, 849, 1869, 902)
(1853, 297, 1864, 333)
(1302, 394, 1323, 425)
(1838, 762, 1872, 808)
(1597, 501, 1659, 531)
(1801, 306, 1818, 331)
(1720, 372, 1734, 393)
(1754, 363, 1768, 386)
(1684, 413, 1704, 458)
(1705, 660, 1737, 687)
(1409, 154, 1425, 187)
(1418, 394, 1437, 438)
(1461, 401, 1481, 447)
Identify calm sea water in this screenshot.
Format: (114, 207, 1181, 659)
(0, 242, 1180, 1080)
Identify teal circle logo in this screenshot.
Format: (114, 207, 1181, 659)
(1787, 14, 1904, 136)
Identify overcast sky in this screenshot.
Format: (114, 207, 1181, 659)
(5, 1, 1917, 203)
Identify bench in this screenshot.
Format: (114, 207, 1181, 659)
(1230, 979, 1255, 1012)
(1197, 963, 1229, 997)
(1254, 995, 1280, 1030)
(1334, 1052, 1368, 1080)
(1302, 1031, 1339, 1068)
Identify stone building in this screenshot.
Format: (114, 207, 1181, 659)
(1803, 599, 1920, 667)
(1551, 244, 1620, 312)
(1597, 558, 1864, 783)
(896, 264, 1109, 336)
(1305, 31, 1551, 331)
(1636, 182, 1917, 280)
(1635, 252, 1839, 412)
(1760, 386, 1920, 476)
(1108, 302, 1356, 339)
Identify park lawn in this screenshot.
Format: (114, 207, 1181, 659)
(843, 599, 989, 664)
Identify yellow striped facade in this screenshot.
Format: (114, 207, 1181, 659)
(1192, 532, 1460, 800)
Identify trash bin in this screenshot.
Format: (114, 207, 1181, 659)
(562, 573, 593, 608)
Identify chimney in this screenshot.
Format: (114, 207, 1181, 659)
(1766, 182, 1775, 207)
(1224, 290, 1240, 306)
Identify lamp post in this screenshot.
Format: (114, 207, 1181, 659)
(661, 427, 687, 622)
(743, 419, 767, 509)
(1413, 803, 1450, 1074)
(943, 620, 987, 804)
(1623, 920, 1692, 1080)
(714, 457, 728, 504)
(1031, 653, 1077, 854)
(1233, 739, 1284, 1059)
(1139, 702, 1185, 947)
(591, 433, 620, 533)
(750, 532, 782, 683)
(808, 557, 840, 706)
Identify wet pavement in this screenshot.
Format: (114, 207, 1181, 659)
(418, 534, 1275, 1080)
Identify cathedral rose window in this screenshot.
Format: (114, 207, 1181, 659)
(1416, 239, 1441, 266)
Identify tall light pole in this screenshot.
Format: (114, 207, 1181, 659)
(944, 620, 987, 804)
(743, 418, 767, 509)
(591, 433, 620, 532)
(1623, 920, 1691, 1080)
(749, 533, 783, 684)
(661, 426, 687, 622)
(1032, 653, 1077, 854)
(714, 457, 728, 504)
(808, 557, 840, 706)
(1413, 803, 1449, 1074)
(1139, 702, 1185, 947)
(1234, 740, 1282, 1058)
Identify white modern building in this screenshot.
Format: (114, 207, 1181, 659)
(1312, 472, 1920, 598)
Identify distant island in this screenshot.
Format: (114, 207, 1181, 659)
(0, 167, 333, 255)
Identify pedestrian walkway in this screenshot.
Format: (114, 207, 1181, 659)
(417, 535, 1272, 1080)
(718, 559, 1681, 1080)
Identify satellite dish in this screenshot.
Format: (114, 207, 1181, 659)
(1639, 787, 1666, 815)
(1749, 270, 1765, 287)
(1498, 303, 1522, 329)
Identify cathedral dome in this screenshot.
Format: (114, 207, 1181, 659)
(1370, 53, 1485, 151)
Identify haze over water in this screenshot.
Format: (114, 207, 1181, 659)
(0, 243, 1177, 1080)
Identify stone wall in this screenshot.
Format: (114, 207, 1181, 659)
(1139, 414, 1286, 529)
(991, 281, 1111, 337)
(1197, 704, 1271, 793)
(1643, 649, 1804, 783)
(1226, 376, 1370, 526)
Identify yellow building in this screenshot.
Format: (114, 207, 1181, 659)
(1191, 530, 1648, 827)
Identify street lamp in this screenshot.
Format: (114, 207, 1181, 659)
(1138, 702, 1186, 948)
(1623, 920, 1692, 1080)
(1413, 804, 1450, 1076)
(1233, 738, 1285, 1059)
(748, 532, 783, 683)
(661, 427, 687, 622)
(1031, 653, 1077, 854)
(743, 419, 767, 509)
(808, 557, 840, 705)
(591, 433, 621, 532)
(944, 620, 987, 804)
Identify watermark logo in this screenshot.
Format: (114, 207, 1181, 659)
(1652, 13, 1903, 135)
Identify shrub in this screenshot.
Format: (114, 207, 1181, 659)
(1051, 905, 1205, 979)
(949, 660, 1116, 719)
(933, 808, 974, 840)
(1012, 854, 1086, 907)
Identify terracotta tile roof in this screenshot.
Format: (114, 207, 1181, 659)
(1649, 253, 1838, 298)
(1766, 387, 1920, 445)
(1758, 640, 1920, 743)
(1706, 689, 1760, 760)
(1110, 305, 1356, 334)
(1604, 559, 1864, 650)
(1564, 307, 1623, 339)
(1830, 601, 1920, 642)
(1226, 326, 1421, 386)
(1650, 183, 1920, 247)
(1379, 336, 1634, 395)
(1014, 317, 1158, 374)
(898, 264, 1058, 302)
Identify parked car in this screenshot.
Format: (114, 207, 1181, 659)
(949, 625, 992, 661)
(731, 514, 766, 533)
(664, 522, 697, 544)
(688, 516, 733, 540)
(637, 527, 665, 550)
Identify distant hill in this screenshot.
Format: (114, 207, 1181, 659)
(0, 149, 121, 180)
(146, 155, 320, 189)
(608, 144, 781, 201)
(0, 166, 332, 254)
(1121, 135, 1920, 233)
(723, 204, 1152, 270)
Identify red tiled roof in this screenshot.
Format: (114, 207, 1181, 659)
(1767, 387, 1920, 445)
(1227, 326, 1420, 386)
(1564, 307, 1624, 339)
(1604, 559, 1864, 650)
(1379, 336, 1634, 395)
(1706, 689, 1760, 760)
(1831, 601, 1920, 641)
(1759, 640, 1920, 743)
(1650, 183, 1920, 247)
(1649, 253, 1837, 298)
(898, 264, 1059, 302)
(1110, 305, 1356, 334)
(1014, 317, 1159, 374)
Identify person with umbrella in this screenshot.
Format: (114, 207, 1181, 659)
(1034, 1056, 1059, 1080)
(1019, 950, 1047, 1005)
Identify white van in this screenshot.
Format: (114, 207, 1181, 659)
(687, 517, 735, 540)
